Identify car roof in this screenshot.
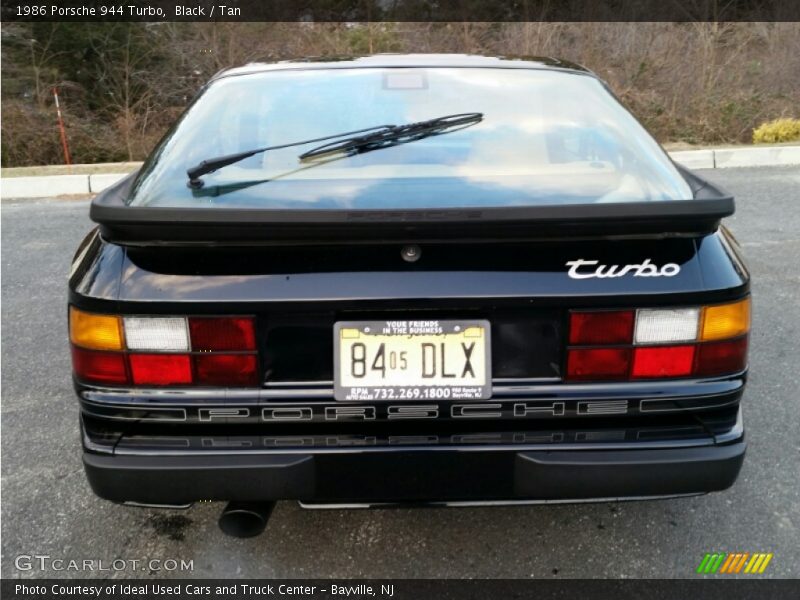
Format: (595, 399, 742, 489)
(210, 54, 595, 82)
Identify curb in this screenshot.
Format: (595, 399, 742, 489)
(1, 146, 798, 200)
(1, 172, 131, 199)
(669, 145, 800, 170)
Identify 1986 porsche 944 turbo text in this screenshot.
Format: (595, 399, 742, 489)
(69, 55, 750, 536)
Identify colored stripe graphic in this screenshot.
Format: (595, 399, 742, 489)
(758, 554, 773, 573)
(696, 554, 713, 574)
(744, 554, 761, 573)
(733, 553, 749, 573)
(699, 553, 726, 574)
(720, 553, 737, 573)
(711, 553, 726, 573)
(700, 553, 774, 574)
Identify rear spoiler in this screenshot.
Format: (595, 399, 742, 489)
(90, 166, 734, 247)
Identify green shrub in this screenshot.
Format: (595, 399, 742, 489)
(752, 118, 800, 144)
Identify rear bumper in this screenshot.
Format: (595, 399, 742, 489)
(83, 439, 746, 505)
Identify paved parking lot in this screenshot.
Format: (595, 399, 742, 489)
(1, 166, 798, 578)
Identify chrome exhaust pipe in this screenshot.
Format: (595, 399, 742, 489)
(218, 501, 275, 538)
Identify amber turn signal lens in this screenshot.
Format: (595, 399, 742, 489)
(69, 306, 124, 351)
(701, 298, 750, 341)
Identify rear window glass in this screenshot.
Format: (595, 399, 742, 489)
(127, 67, 693, 209)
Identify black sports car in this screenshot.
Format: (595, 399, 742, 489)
(70, 55, 750, 537)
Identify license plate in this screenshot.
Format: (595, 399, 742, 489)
(334, 320, 491, 401)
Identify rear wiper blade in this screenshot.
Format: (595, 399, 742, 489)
(186, 113, 482, 188)
(187, 123, 393, 188)
(298, 112, 483, 160)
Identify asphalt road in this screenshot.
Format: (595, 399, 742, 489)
(1, 166, 798, 579)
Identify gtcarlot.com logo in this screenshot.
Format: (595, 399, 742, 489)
(696, 552, 773, 574)
(15, 555, 194, 572)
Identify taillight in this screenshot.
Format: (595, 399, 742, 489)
(695, 337, 748, 376)
(701, 299, 750, 341)
(631, 345, 695, 378)
(124, 317, 190, 351)
(129, 354, 193, 386)
(634, 308, 699, 344)
(189, 317, 256, 351)
(566, 348, 631, 380)
(71, 346, 128, 385)
(195, 354, 258, 386)
(69, 307, 124, 351)
(69, 307, 258, 387)
(568, 311, 634, 345)
(566, 298, 750, 381)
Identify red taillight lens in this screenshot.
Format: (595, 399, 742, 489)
(71, 346, 128, 384)
(189, 317, 256, 351)
(564, 299, 750, 382)
(129, 354, 192, 386)
(566, 348, 631, 380)
(632, 345, 695, 378)
(194, 354, 258, 386)
(569, 311, 634, 345)
(70, 310, 262, 388)
(695, 336, 748, 376)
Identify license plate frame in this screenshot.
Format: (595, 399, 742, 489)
(333, 319, 491, 402)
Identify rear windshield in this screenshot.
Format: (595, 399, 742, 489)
(127, 67, 693, 209)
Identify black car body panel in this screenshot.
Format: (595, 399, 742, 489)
(69, 55, 749, 506)
(74, 228, 746, 305)
(83, 441, 746, 505)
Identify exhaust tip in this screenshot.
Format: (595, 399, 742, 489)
(218, 501, 275, 538)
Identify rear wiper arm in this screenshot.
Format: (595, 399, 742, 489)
(298, 112, 483, 161)
(186, 113, 482, 188)
(187, 123, 393, 188)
